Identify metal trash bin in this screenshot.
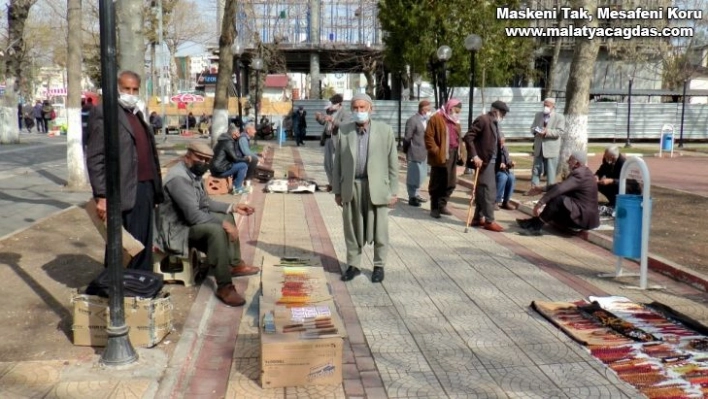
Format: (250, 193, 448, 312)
(661, 133, 673, 151)
(612, 194, 651, 259)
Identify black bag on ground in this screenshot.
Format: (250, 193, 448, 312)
(86, 269, 164, 298)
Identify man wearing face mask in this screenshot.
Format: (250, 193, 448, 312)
(155, 141, 260, 306)
(317, 94, 351, 191)
(86, 70, 164, 271)
(424, 99, 463, 218)
(334, 93, 398, 284)
(528, 98, 566, 193)
(516, 151, 600, 236)
(403, 100, 431, 207)
(463, 100, 509, 232)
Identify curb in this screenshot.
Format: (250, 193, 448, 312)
(0, 205, 81, 243)
(454, 173, 708, 293)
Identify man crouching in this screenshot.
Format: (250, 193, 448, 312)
(155, 141, 260, 307)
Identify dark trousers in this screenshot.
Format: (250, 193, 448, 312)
(36, 117, 45, 133)
(245, 157, 259, 181)
(295, 127, 306, 144)
(473, 162, 497, 222)
(428, 148, 458, 211)
(540, 195, 578, 229)
(121, 181, 155, 271)
(188, 213, 241, 287)
(598, 184, 618, 207)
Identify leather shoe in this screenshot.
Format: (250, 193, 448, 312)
(484, 221, 505, 232)
(371, 267, 384, 283)
(230, 261, 260, 277)
(494, 203, 501, 211)
(430, 209, 441, 219)
(470, 218, 485, 227)
(502, 202, 517, 210)
(440, 207, 453, 216)
(519, 228, 543, 236)
(408, 198, 421, 207)
(415, 195, 428, 203)
(341, 266, 361, 281)
(216, 284, 246, 307)
(516, 218, 534, 229)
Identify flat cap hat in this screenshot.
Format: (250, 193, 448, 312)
(187, 141, 214, 157)
(491, 100, 510, 113)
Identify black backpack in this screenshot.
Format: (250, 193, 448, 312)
(86, 269, 164, 298)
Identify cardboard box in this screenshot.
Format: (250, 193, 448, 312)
(260, 300, 343, 388)
(71, 292, 173, 347)
(84, 199, 145, 267)
(260, 256, 331, 304)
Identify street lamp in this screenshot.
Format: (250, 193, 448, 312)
(414, 74, 422, 100)
(626, 76, 633, 148)
(252, 57, 264, 144)
(231, 42, 244, 131)
(436, 45, 452, 104)
(464, 34, 482, 127)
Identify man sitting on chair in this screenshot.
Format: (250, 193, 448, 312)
(155, 141, 259, 307)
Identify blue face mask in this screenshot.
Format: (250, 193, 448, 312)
(353, 111, 369, 124)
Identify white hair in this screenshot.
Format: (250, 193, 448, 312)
(605, 145, 620, 158)
(544, 98, 556, 104)
(570, 151, 587, 165)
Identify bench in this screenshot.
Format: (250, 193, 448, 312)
(152, 247, 204, 287)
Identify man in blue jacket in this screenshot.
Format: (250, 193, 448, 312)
(236, 122, 260, 189)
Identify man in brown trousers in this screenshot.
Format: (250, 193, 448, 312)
(464, 100, 509, 232)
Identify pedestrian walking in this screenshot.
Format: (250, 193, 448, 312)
(293, 105, 307, 146)
(403, 100, 431, 207)
(333, 93, 398, 284)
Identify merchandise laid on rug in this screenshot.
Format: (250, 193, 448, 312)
(264, 178, 318, 194)
(532, 296, 708, 398)
(259, 255, 346, 388)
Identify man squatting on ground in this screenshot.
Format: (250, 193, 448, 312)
(403, 100, 432, 207)
(155, 141, 260, 307)
(86, 70, 163, 271)
(595, 145, 642, 216)
(334, 93, 399, 284)
(516, 151, 600, 236)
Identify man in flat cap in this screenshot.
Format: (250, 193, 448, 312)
(155, 141, 260, 307)
(334, 93, 398, 284)
(86, 70, 163, 271)
(463, 100, 509, 232)
(316, 93, 351, 190)
(403, 100, 432, 207)
(528, 98, 566, 193)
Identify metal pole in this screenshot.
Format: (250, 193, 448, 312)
(98, 0, 137, 366)
(254, 70, 259, 145)
(158, 0, 166, 135)
(236, 58, 243, 132)
(440, 61, 448, 104)
(417, 84, 420, 100)
(397, 72, 402, 149)
(625, 78, 632, 148)
(468, 51, 474, 128)
(679, 79, 687, 148)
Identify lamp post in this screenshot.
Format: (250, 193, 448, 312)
(252, 57, 264, 144)
(231, 42, 244, 131)
(98, 0, 137, 366)
(679, 79, 687, 148)
(436, 45, 452, 104)
(625, 77, 633, 148)
(464, 34, 482, 128)
(414, 74, 422, 100)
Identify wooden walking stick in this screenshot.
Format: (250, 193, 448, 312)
(464, 169, 480, 233)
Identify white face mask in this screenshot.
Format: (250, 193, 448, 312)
(118, 92, 139, 109)
(353, 111, 369, 124)
(543, 106, 551, 114)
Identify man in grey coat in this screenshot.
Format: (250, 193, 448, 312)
(86, 70, 163, 271)
(155, 141, 259, 307)
(528, 98, 565, 191)
(403, 100, 431, 207)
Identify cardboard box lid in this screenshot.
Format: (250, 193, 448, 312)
(260, 297, 347, 342)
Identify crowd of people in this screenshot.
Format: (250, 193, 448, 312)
(83, 71, 641, 305)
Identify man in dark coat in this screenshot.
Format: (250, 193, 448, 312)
(86, 70, 164, 271)
(210, 125, 251, 194)
(463, 100, 509, 232)
(292, 105, 307, 146)
(403, 100, 431, 207)
(517, 151, 600, 236)
(595, 145, 641, 208)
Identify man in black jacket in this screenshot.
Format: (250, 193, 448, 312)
(517, 151, 600, 236)
(595, 145, 640, 209)
(210, 125, 251, 195)
(86, 70, 164, 271)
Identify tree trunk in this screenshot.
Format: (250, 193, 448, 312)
(168, 43, 179, 95)
(1, 0, 36, 144)
(116, 0, 146, 80)
(544, 0, 564, 99)
(151, 43, 157, 97)
(561, 0, 600, 175)
(212, 0, 238, 146)
(66, 0, 88, 188)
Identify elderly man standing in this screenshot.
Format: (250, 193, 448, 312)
(86, 70, 163, 271)
(403, 100, 431, 207)
(517, 151, 600, 236)
(464, 100, 509, 232)
(317, 94, 351, 191)
(156, 141, 260, 306)
(528, 98, 566, 192)
(333, 93, 398, 284)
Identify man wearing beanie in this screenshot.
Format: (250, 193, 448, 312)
(333, 93, 398, 284)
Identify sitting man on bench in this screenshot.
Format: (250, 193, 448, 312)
(516, 151, 600, 236)
(155, 141, 259, 307)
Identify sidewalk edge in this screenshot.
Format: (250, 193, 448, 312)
(0, 204, 82, 243)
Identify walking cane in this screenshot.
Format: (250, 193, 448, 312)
(464, 169, 480, 233)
